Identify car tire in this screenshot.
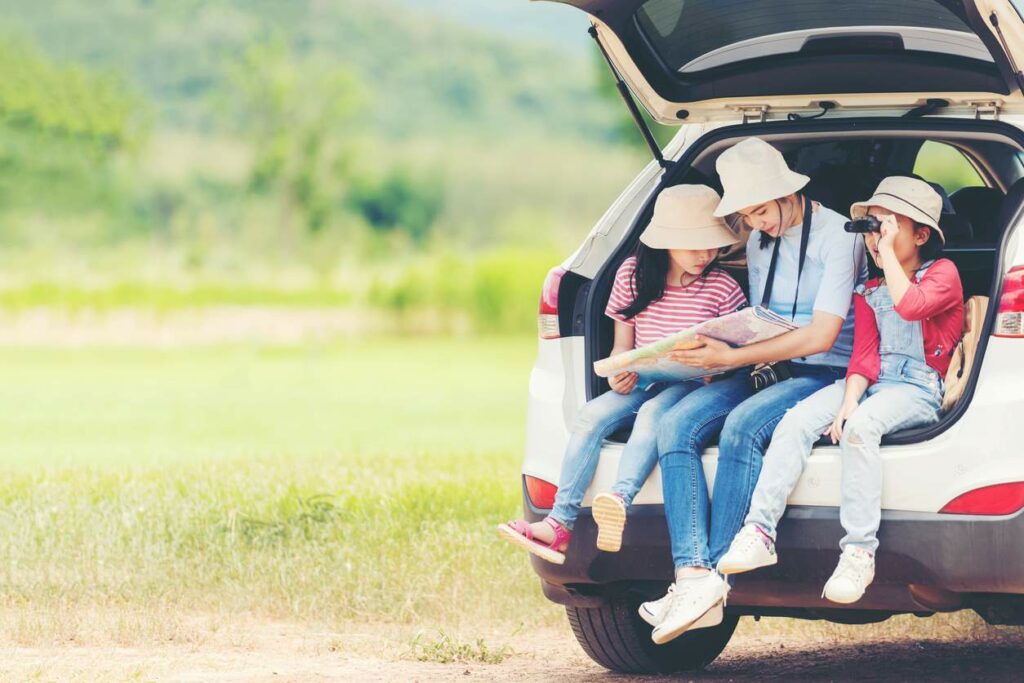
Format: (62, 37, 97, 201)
(566, 599, 738, 674)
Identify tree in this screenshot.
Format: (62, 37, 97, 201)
(346, 167, 442, 245)
(0, 37, 147, 227)
(227, 35, 365, 234)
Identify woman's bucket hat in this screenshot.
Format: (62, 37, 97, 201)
(640, 184, 742, 250)
(713, 137, 810, 217)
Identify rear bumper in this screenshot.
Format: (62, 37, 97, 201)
(524, 489, 1024, 617)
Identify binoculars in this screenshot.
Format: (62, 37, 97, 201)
(843, 216, 882, 234)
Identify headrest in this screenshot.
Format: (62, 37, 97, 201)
(938, 212, 973, 244)
(998, 177, 1024, 229)
(951, 186, 1003, 216)
(924, 180, 973, 243)
(952, 186, 1003, 243)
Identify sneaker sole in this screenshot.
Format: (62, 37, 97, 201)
(592, 494, 626, 552)
(822, 585, 866, 604)
(639, 599, 723, 629)
(717, 552, 778, 575)
(650, 602, 724, 645)
(496, 524, 565, 565)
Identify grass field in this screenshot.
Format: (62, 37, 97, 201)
(4, 332, 1015, 673)
(0, 335, 564, 646)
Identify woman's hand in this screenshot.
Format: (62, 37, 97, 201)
(669, 335, 734, 370)
(826, 397, 860, 444)
(609, 371, 638, 395)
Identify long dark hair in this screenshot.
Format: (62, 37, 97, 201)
(615, 242, 719, 320)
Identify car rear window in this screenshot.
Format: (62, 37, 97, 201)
(636, 0, 978, 74)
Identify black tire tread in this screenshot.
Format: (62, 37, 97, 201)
(566, 599, 738, 674)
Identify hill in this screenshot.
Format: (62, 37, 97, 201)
(0, 0, 618, 141)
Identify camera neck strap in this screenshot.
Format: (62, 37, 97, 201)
(760, 194, 812, 320)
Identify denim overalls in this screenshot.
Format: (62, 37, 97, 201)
(862, 260, 944, 409)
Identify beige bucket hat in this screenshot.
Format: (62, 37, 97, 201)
(850, 176, 945, 243)
(640, 184, 741, 250)
(713, 137, 810, 217)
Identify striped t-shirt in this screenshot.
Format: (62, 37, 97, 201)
(605, 257, 748, 348)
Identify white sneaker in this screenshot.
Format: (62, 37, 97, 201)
(640, 585, 725, 630)
(822, 546, 875, 604)
(717, 524, 778, 575)
(650, 573, 728, 645)
(638, 585, 675, 626)
(592, 492, 627, 552)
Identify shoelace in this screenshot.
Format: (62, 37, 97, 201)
(663, 575, 727, 621)
(834, 554, 871, 583)
(733, 527, 768, 555)
(662, 585, 694, 621)
(647, 584, 675, 612)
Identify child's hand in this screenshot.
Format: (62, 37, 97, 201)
(826, 397, 860, 444)
(876, 214, 899, 255)
(609, 372, 638, 394)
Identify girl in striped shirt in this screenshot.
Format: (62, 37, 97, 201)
(498, 185, 747, 564)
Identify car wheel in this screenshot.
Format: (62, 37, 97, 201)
(566, 599, 738, 674)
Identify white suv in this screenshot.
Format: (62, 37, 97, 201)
(522, 0, 1024, 674)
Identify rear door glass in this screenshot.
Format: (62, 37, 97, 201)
(914, 141, 985, 194)
(636, 0, 984, 73)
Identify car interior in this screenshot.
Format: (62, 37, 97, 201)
(595, 128, 1024, 445)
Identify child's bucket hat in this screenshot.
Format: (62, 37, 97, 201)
(850, 176, 945, 243)
(640, 184, 742, 250)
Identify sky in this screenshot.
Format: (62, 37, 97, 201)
(398, 0, 592, 56)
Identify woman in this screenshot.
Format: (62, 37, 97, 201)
(646, 137, 867, 645)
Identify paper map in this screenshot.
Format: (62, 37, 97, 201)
(593, 306, 798, 387)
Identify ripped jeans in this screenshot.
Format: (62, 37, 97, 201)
(745, 356, 943, 553)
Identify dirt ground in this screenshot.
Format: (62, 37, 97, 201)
(4, 614, 1024, 683)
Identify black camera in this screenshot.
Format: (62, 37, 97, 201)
(748, 361, 793, 392)
(843, 216, 881, 234)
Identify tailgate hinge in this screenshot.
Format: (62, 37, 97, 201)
(969, 100, 1002, 121)
(730, 105, 769, 124)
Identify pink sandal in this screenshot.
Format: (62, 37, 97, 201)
(496, 517, 571, 565)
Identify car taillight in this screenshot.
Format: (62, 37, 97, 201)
(994, 266, 1024, 338)
(525, 475, 558, 509)
(538, 267, 566, 339)
(939, 482, 1024, 515)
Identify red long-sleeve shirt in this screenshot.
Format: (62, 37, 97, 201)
(846, 259, 964, 384)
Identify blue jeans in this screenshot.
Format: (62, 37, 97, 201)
(657, 364, 846, 570)
(548, 380, 702, 531)
(746, 356, 942, 553)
